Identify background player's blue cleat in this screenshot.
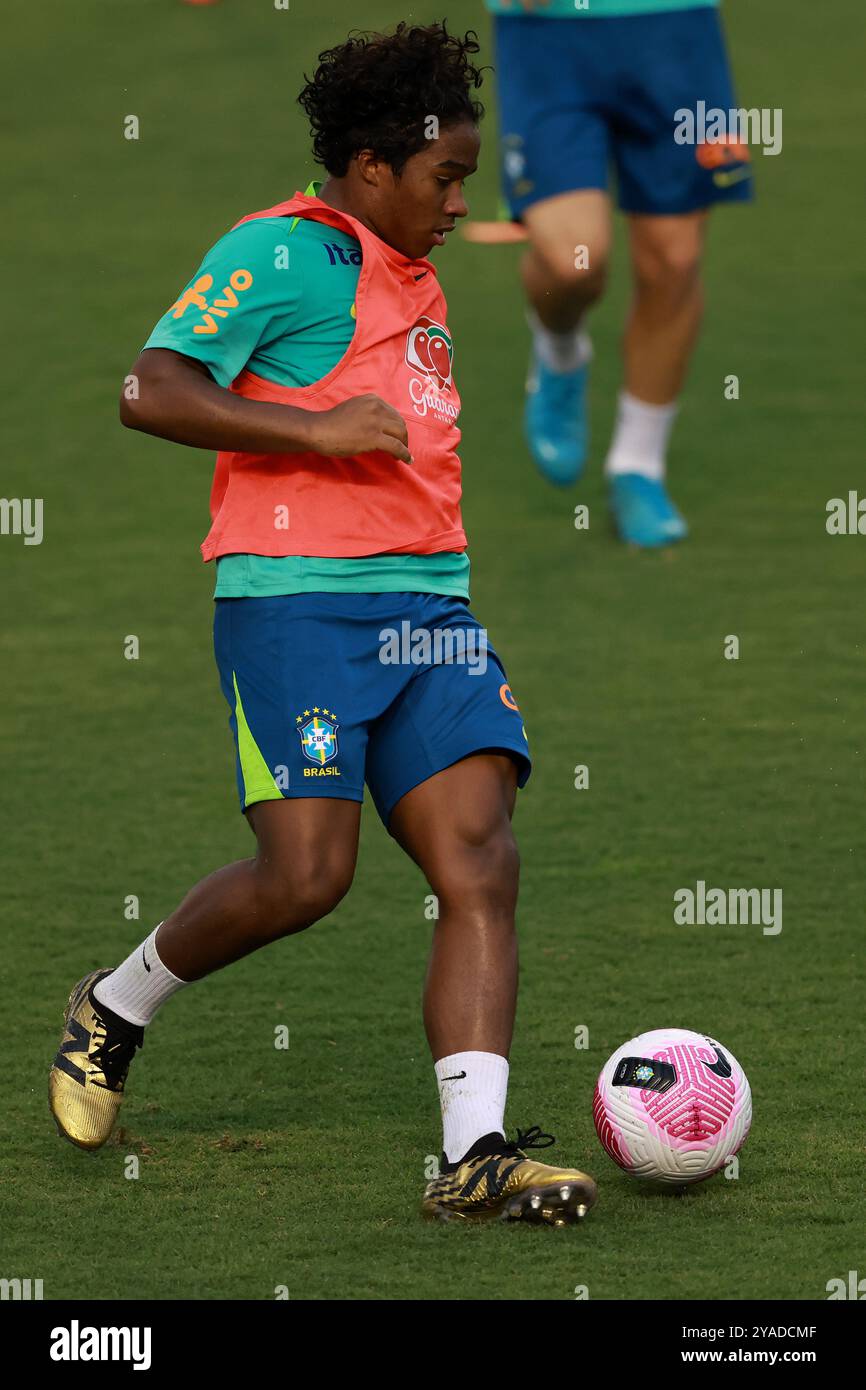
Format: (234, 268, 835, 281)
(524, 352, 589, 487)
(609, 473, 688, 548)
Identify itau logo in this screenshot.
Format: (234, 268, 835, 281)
(406, 317, 453, 389)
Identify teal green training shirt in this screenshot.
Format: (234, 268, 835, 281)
(144, 209, 469, 599)
(484, 0, 718, 16)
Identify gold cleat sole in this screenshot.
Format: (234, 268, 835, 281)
(502, 1175, 598, 1227)
(424, 1173, 598, 1226)
(49, 969, 121, 1151)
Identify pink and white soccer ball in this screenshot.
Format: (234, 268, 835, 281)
(593, 1028, 752, 1184)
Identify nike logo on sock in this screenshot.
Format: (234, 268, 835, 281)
(441, 1071, 467, 1081)
(142, 946, 151, 973)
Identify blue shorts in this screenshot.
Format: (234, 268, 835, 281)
(494, 9, 753, 217)
(213, 592, 532, 828)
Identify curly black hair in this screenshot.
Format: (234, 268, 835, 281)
(297, 21, 486, 177)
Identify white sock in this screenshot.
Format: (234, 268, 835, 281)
(605, 390, 679, 482)
(93, 924, 188, 1027)
(528, 308, 592, 375)
(435, 1050, 509, 1164)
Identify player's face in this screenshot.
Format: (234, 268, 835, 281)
(378, 121, 480, 260)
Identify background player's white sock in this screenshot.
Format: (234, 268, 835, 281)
(93, 925, 188, 1027)
(605, 390, 678, 482)
(435, 1050, 509, 1164)
(528, 309, 592, 375)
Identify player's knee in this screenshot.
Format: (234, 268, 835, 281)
(436, 823, 521, 921)
(287, 860, 354, 928)
(252, 855, 354, 941)
(635, 237, 702, 294)
(545, 245, 609, 303)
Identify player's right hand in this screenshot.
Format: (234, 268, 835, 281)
(313, 394, 413, 464)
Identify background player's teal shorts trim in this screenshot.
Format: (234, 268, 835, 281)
(213, 592, 531, 828)
(494, 8, 753, 217)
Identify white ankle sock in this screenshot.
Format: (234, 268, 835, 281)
(605, 390, 678, 482)
(528, 309, 592, 375)
(435, 1051, 509, 1164)
(93, 925, 188, 1027)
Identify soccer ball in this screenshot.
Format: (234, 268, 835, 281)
(592, 1028, 752, 1184)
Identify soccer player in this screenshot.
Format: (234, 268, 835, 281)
(487, 0, 751, 545)
(49, 22, 597, 1226)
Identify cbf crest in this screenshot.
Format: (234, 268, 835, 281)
(296, 707, 339, 765)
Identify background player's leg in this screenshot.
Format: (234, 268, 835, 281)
(389, 752, 519, 1162)
(605, 210, 707, 547)
(624, 211, 708, 405)
(95, 798, 361, 1021)
(522, 189, 612, 334)
(519, 191, 611, 485)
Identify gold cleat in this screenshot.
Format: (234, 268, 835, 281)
(421, 1126, 598, 1225)
(49, 969, 143, 1151)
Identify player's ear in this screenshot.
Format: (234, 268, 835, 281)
(355, 150, 385, 188)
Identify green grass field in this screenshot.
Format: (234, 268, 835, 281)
(2, 0, 863, 1300)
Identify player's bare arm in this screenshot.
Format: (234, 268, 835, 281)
(121, 347, 412, 462)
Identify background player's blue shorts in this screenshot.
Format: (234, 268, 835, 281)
(213, 592, 531, 828)
(494, 8, 753, 218)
